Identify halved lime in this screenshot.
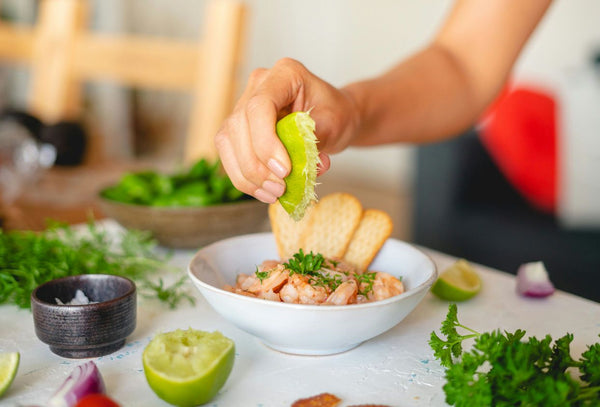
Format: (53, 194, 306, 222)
(276, 111, 320, 221)
(0, 352, 19, 398)
(142, 329, 235, 407)
(431, 259, 481, 301)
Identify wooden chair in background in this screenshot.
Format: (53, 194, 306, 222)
(0, 0, 248, 228)
(0, 0, 247, 163)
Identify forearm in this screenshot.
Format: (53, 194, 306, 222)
(343, 44, 485, 146)
(343, 0, 553, 146)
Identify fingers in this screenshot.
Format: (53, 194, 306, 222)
(317, 152, 331, 176)
(246, 59, 312, 178)
(216, 66, 291, 203)
(215, 58, 349, 204)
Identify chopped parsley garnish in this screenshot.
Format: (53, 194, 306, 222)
(280, 250, 381, 295)
(355, 271, 377, 296)
(284, 249, 324, 276)
(255, 267, 270, 283)
(309, 272, 344, 292)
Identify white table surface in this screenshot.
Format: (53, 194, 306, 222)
(1, 221, 599, 407)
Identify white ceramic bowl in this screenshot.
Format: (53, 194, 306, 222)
(188, 233, 437, 355)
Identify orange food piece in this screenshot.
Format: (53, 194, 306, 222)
(292, 392, 342, 407)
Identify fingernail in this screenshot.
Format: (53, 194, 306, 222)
(268, 159, 288, 179)
(254, 188, 277, 204)
(262, 180, 285, 197)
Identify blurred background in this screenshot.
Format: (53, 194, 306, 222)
(1, 0, 599, 298)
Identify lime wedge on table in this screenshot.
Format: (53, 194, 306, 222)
(142, 329, 235, 407)
(0, 352, 19, 398)
(276, 111, 320, 221)
(431, 259, 481, 301)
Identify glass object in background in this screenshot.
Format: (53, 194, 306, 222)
(0, 121, 56, 227)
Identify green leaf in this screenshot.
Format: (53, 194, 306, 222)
(430, 304, 600, 405)
(0, 221, 192, 310)
(580, 341, 600, 386)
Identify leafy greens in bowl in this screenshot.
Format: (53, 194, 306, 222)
(98, 159, 268, 249)
(100, 159, 249, 207)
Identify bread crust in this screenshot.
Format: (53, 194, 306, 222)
(297, 192, 363, 258)
(343, 209, 393, 271)
(269, 193, 392, 270)
(269, 200, 314, 260)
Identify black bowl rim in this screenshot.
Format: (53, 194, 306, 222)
(31, 274, 136, 308)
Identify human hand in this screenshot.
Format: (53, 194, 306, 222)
(215, 58, 360, 204)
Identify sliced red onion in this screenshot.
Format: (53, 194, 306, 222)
(516, 261, 555, 298)
(48, 361, 106, 407)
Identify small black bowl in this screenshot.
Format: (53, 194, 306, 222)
(31, 274, 136, 358)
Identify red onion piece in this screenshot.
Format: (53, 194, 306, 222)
(516, 261, 555, 298)
(48, 361, 106, 407)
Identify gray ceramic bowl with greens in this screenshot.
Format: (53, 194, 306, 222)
(98, 159, 269, 249)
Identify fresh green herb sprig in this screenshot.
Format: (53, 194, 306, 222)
(0, 221, 194, 309)
(284, 249, 324, 276)
(430, 304, 600, 406)
(140, 276, 196, 310)
(255, 267, 270, 283)
(309, 272, 344, 292)
(355, 271, 377, 296)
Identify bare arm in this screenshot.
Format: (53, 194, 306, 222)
(345, 0, 552, 145)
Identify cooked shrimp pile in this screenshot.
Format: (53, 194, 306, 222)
(224, 250, 404, 305)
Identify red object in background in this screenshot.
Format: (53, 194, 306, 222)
(479, 85, 557, 213)
(75, 394, 121, 407)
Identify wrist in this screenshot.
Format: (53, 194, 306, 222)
(341, 80, 373, 146)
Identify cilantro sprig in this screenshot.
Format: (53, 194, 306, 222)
(0, 221, 194, 309)
(430, 304, 600, 406)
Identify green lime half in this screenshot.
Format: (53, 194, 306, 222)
(431, 259, 481, 301)
(143, 329, 235, 407)
(276, 111, 320, 221)
(0, 352, 19, 398)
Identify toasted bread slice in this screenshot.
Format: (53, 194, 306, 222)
(298, 192, 363, 258)
(344, 209, 393, 271)
(269, 200, 314, 260)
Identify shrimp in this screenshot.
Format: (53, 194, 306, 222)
(232, 288, 258, 298)
(259, 259, 281, 270)
(236, 273, 256, 290)
(324, 258, 357, 274)
(324, 280, 358, 305)
(257, 289, 281, 302)
(246, 264, 288, 294)
(370, 271, 404, 301)
(315, 268, 351, 285)
(280, 274, 328, 304)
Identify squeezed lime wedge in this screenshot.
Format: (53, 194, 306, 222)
(276, 111, 320, 221)
(0, 352, 19, 398)
(143, 329, 235, 407)
(431, 259, 481, 301)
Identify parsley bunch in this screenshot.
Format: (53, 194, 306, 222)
(430, 304, 600, 406)
(0, 221, 194, 309)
